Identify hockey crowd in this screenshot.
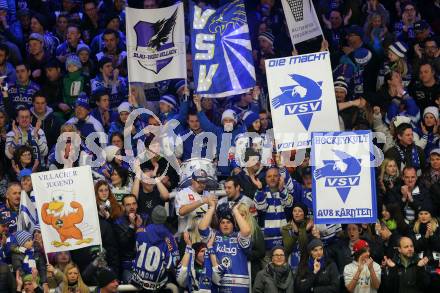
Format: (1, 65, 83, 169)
(1, 0, 440, 292)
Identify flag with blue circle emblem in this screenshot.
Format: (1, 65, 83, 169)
(191, 0, 256, 97)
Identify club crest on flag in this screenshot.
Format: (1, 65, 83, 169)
(272, 74, 323, 130)
(133, 8, 178, 73)
(313, 149, 362, 203)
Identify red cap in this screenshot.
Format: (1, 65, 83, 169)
(353, 240, 369, 254)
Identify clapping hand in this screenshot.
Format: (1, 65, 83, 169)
(417, 256, 429, 267)
(366, 257, 374, 270)
(383, 256, 395, 268)
(183, 231, 192, 246)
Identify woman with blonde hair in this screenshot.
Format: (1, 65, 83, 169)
(412, 205, 440, 260)
(236, 203, 265, 279)
(377, 41, 412, 89)
(378, 158, 400, 193)
(55, 263, 89, 293)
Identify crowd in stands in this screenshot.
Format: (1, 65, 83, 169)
(0, 0, 440, 292)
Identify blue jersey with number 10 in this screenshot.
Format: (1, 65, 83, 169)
(131, 224, 180, 291)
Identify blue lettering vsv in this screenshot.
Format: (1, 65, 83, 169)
(272, 74, 323, 130)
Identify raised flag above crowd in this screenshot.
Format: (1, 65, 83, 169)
(191, 0, 256, 97)
(126, 3, 186, 83)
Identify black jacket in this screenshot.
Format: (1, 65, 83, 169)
(295, 260, 339, 293)
(30, 108, 64, 149)
(381, 254, 430, 293)
(0, 262, 15, 293)
(71, 217, 120, 284)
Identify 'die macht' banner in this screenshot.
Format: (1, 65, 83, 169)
(191, 0, 256, 97)
(31, 166, 102, 253)
(265, 51, 340, 151)
(311, 130, 377, 224)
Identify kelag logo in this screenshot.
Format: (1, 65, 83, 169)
(271, 74, 322, 130)
(133, 8, 178, 73)
(313, 149, 362, 202)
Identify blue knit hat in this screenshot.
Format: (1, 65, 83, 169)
(66, 54, 82, 70)
(76, 43, 91, 54)
(388, 41, 408, 58)
(334, 76, 348, 94)
(0, 0, 7, 10)
(75, 93, 90, 110)
(160, 94, 177, 109)
(16, 230, 33, 247)
(258, 31, 274, 46)
(346, 25, 364, 39)
(354, 48, 372, 65)
(242, 111, 259, 128)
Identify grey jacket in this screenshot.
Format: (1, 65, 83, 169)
(253, 264, 295, 293)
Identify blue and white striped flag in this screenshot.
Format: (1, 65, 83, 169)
(191, 0, 256, 97)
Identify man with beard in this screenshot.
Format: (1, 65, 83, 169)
(382, 237, 430, 293)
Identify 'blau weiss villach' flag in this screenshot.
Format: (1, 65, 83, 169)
(126, 3, 187, 83)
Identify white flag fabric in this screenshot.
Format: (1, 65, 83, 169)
(265, 51, 340, 151)
(126, 3, 186, 83)
(281, 0, 323, 45)
(31, 166, 102, 253)
(311, 130, 377, 224)
(17, 191, 38, 234)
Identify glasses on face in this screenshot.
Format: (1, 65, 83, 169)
(98, 188, 108, 192)
(272, 254, 285, 258)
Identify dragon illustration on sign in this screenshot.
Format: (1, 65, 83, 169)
(208, 0, 247, 35)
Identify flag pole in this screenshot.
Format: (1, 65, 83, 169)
(310, 0, 327, 42)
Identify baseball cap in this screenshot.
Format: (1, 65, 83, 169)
(18, 168, 32, 180)
(430, 148, 440, 156)
(352, 239, 369, 254)
(414, 20, 429, 32)
(192, 169, 209, 183)
(29, 33, 44, 43)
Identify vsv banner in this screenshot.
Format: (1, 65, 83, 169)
(311, 131, 377, 224)
(265, 52, 340, 151)
(17, 191, 38, 235)
(191, 0, 256, 97)
(126, 3, 186, 83)
(31, 166, 102, 253)
(281, 0, 323, 45)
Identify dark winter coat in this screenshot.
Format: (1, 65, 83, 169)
(294, 260, 339, 293)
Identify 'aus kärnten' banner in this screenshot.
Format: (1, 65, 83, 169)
(265, 51, 340, 151)
(191, 0, 256, 97)
(281, 0, 323, 45)
(311, 130, 377, 224)
(31, 166, 102, 253)
(126, 3, 186, 83)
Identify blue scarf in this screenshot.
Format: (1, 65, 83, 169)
(395, 143, 420, 169)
